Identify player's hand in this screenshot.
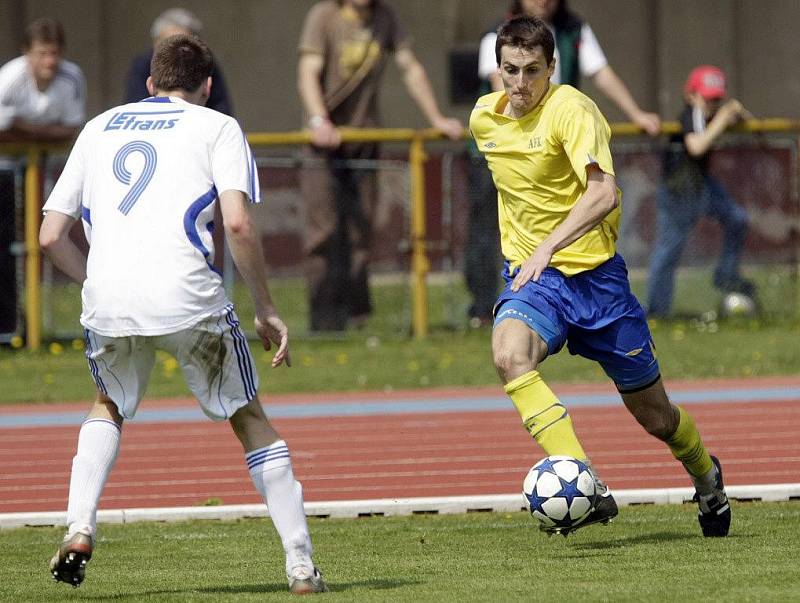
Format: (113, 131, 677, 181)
(432, 116, 465, 140)
(633, 111, 661, 137)
(511, 245, 554, 292)
(309, 118, 341, 149)
(254, 311, 291, 368)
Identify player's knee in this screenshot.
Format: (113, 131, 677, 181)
(493, 348, 535, 381)
(635, 407, 675, 440)
(230, 400, 280, 449)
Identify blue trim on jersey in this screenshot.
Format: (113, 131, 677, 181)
(140, 96, 173, 103)
(249, 153, 257, 202)
(183, 186, 221, 276)
(237, 126, 259, 203)
(81, 205, 91, 226)
(55, 69, 82, 99)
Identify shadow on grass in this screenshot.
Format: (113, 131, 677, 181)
(568, 531, 700, 551)
(76, 578, 417, 599)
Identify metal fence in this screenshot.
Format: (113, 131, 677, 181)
(3, 121, 799, 348)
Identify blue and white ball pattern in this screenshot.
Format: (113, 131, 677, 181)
(523, 455, 598, 529)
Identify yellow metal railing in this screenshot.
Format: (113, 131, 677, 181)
(4, 118, 800, 349)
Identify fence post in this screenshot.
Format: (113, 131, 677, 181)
(409, 135, 429, 339)
(24, 148, 42, 351)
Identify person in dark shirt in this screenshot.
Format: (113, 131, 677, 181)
(123, 7, 233, 115)
(647, 65, 754, 317)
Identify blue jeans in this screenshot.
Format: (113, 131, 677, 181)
(647, 176, 749, 315)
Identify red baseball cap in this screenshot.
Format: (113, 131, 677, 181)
(684, 65, 726, 100)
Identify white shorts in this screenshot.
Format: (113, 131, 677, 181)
(83, 305, 258, 421)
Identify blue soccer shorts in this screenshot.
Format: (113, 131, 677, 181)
(493, 254, 660, 392)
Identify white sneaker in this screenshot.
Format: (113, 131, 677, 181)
(288, 565, 328, 595)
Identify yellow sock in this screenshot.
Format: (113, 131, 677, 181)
(504, 370, 586, 460)
(666, 406, 713, 477)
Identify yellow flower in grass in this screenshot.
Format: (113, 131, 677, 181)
(161, 355, 178, 377)
(49, 342, 63, 355)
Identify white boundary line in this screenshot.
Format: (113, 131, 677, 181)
(2, 483, 799, 530)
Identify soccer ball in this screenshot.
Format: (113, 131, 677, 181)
(719, 292, 757, 318)
(523, 455, 597, 530)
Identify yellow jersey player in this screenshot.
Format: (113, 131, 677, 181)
(470, 16, 730, 537)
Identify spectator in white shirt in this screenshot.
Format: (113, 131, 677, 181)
(0, 18, 86, 142)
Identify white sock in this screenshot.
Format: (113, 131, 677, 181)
(246, 440, 313, 575)
(66, 418, 121, 539)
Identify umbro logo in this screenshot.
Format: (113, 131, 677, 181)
(484, 141, 497, 149)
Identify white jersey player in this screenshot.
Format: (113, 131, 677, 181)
(40, 34, 327, 595)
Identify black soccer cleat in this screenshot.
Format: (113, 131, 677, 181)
(540, 486, 619, 537)
(50, 531, 93, 588)
(693, 455, 731, 537)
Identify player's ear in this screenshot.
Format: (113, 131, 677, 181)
(145, 76, 155, 97)
(202, 76, 212, 102)
(547, 57, 556, 78)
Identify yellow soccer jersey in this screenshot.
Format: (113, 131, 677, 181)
(469, 84, 621, 275)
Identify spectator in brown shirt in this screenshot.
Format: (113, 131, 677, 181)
(297, 0, 463, 332)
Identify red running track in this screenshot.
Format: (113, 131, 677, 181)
(1, 377, 799, 514)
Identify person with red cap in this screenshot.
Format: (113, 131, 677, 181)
(647, 65, 756, 317)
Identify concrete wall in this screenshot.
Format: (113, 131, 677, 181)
(1, 0, 799, 130)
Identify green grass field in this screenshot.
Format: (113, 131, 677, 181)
(3, 503, 799, 602)
(2, 269, 799, 601)
(3, 268, 798, 405)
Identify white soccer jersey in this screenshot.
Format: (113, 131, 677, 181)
(43, 96, 261, 336)
(0, 56, 86, 130)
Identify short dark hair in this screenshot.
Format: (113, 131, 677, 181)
(23, 18, 65, 50)
(150, 34, 213, 93)
(495, 16, 555, 66)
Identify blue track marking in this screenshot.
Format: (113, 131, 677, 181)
(1, 386, 799, 429)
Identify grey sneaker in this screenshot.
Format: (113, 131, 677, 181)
(49, 531, 93, 588)
(693, 455, 731, 537)
(288, 566, 328, 595)
(540, 481, 618, 537)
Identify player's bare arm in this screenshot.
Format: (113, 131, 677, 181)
(4, 118, 79, 142)
(297, 52, 341, 149)
(591, 65, 661, 136)
(394, 47, 463, 140)
(685, 99, 753, 157)
(39, 210, 87, 283)
(219, 189, 290, 368)
(511, 166, 617, 291)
